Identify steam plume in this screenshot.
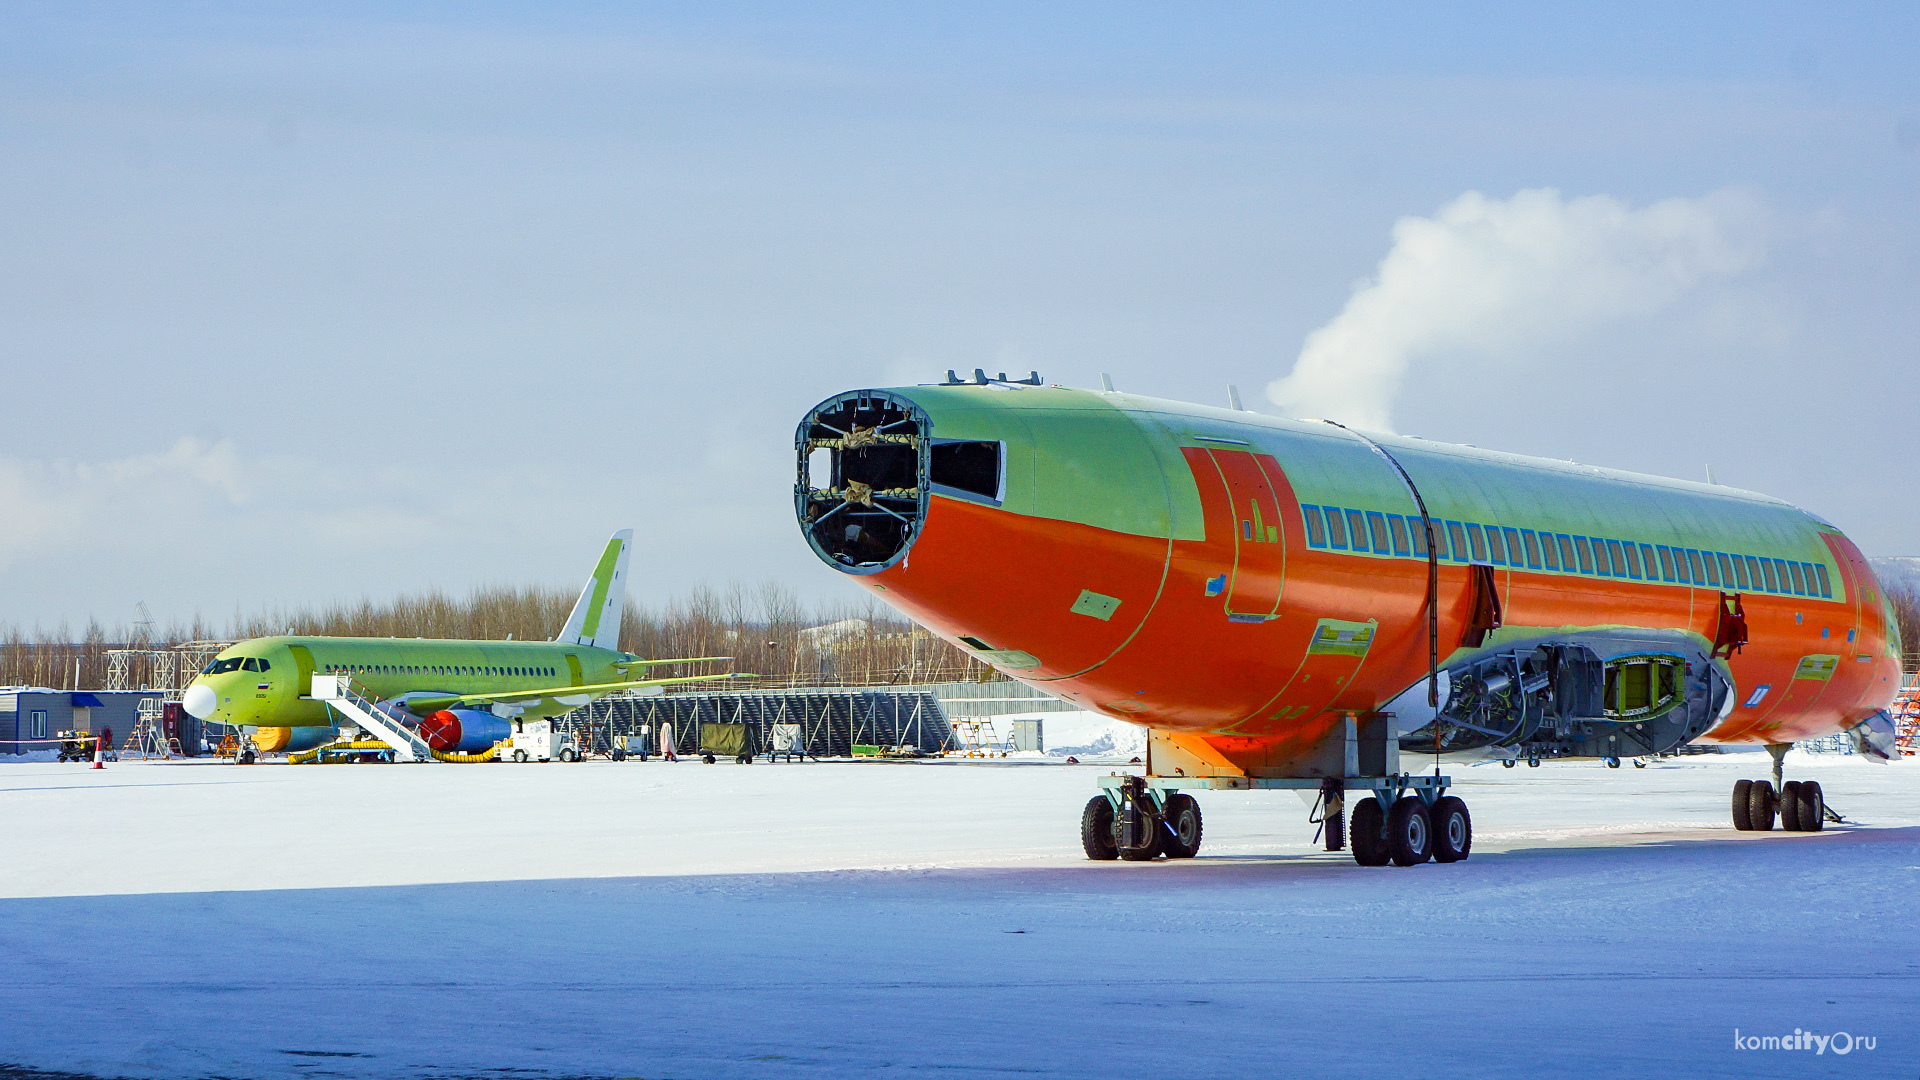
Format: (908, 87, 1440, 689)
(1266, 188, 1764, 432)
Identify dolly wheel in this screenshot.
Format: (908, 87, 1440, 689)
(1732, 779, 1753, 830)
(1387, 796, 1432, 866)
(1431, 796, 1472, 863)
(1081, 796, 1118, 860)
(1163, 794, 1203, 858)
(1350, 798, 1390, 866)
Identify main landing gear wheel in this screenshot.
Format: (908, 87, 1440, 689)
(1798, 781, 1825, 831)
(1746, 779, 1776, 831)
(1081, 796, 1118, 861)
(1780, 781, 1804, 831)
(1162, 794, 1203, 859)
(1387, 796, 1433, 866)
(1431, 795, 1472, 863)
(1732, 778, 1754, 830)
(1350, 798, 1390, 866)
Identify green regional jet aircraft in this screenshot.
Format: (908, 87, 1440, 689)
(179, 530, 742, 754)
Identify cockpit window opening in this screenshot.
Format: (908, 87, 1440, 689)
(929, 440, 1003, 503)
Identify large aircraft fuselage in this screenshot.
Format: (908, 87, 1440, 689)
(795, 383, 1900, 771)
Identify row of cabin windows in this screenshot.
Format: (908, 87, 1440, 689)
(324, 663, 556, 678)
(1298, 504, 1834, 600)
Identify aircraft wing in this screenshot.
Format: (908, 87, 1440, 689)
(403, 673, 754, 715)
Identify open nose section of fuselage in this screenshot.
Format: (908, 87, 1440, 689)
(796, 390, 934, 574)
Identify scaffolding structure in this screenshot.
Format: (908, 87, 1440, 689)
(563, 687, 956, 759)
(1893, 677, 1919, 757)
(104, 641, 233, 755)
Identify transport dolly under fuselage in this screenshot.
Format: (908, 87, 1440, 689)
(1086, 772, 1469, 868)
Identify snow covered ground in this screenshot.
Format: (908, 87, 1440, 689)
(2, 752, 1916, 1078)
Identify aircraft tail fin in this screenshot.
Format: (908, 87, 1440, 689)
(556, 530, 633, 650)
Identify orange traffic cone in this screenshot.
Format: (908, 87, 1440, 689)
(92, 741, 104, 769)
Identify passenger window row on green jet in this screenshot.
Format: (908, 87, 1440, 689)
(1297, 504, 1833, 601)
(318, 664, 557, 677)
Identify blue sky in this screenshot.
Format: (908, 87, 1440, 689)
(2, 3, 1916, 629)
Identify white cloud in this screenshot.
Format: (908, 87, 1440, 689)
(1266, 188, 1767, 432)
(0, 438, 250, 569)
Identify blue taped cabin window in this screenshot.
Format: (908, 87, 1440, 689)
(1466, 523, 1488, 562)
(1591, 539, 1612, 576)
(1657, 547, 1675, 581)
(1557, 534, 1577, 571)
(1407, 517, 1427, 557)
(1606, 540, 1627, 576)
(1674, 549, 1692, 584)
(1789, 561, 1807, 595)
(1540, 532, 1560, 570)
(1347, 510, 1369, 551)
(1303, 506, 1327, 547)
(1483, 525, 1505, 564)
(1815, 563, 1831, 597)
(1446, 521, 1468, 561)
(1759, 558, 1778, 591)
(1366, 511, 1389, 553)
(1573, 536, 1595, 574)
(1387, 514, 1409, 555)
(1700, 551, 1720, 587)
(1716, 553, 1734, 587)
(1642, 545, 1659, 580)
(1622, 543, 1642, 579)
(1686, 550, 1705, 584)
(1503, 528, 1525, 568)
(1731, 555, 1749, 590)
(1747, 556, 1766, 590)
(1520, 530, 1541, 568)
(1326, 508, 1348, 549)
(1772, 559, 1791, 593)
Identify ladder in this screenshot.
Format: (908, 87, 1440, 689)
(123, 699, 177, 760)
(310, 674, 440, 763)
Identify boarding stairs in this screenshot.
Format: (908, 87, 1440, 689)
(311, 674, 439, 763)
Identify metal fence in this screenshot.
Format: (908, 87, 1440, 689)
(565, 687, 956, 758)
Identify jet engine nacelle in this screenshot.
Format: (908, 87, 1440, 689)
(418, 709, 515, 753)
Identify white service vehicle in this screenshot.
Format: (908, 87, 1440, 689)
(499, 720, 581, 763)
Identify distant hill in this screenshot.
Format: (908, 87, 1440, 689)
(1869, 557, 1920, 592)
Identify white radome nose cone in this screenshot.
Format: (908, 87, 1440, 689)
(182, 683, 217, 719)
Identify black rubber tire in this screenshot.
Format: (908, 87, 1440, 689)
(1605, 756, 1621, 768)
(1779, 780, 1804, 831)
(1527, 757, 1540, 768)
(1163, 794, 1203, 858)
(1430, 795, 1471, 863)
(1350, 798, 1390, 866)
(1732, 778, 1753, 830)
(1502, 759, 1516, 768)
(1747, 779, 1775, 831)
(1116, 799, 1164, 861)
(702, 753, 716, 764)
(611, 748, 626, 762)
(513, 749, 527, 763)
(638, 752, 649, 762)
(1387, 796, 1433, 866)
(1081, 796, 1119, 860)
(239, 750, 255, 765)
(1799, 780, 1825, 831)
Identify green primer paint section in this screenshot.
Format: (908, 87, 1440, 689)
(1307, 619, 1377, 657)
(578, 538, 623, 642)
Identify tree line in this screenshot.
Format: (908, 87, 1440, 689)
(0, 582, 1000, 691)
